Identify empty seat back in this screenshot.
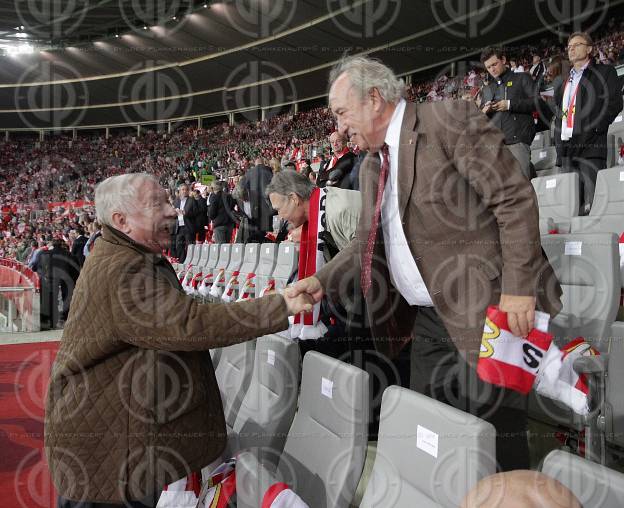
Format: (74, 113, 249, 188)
(224, 244, 244, 281)
(211, 243, 232, 290)
(184, 244, 197, 265)
(197, 243, 210, 267)
(531, 146, 557, 171)
(532, 173, 579, 233)
(214, 340, 256, 431)
(607, 123, 624, 168)
(256, 244, 279, 296)
(541, 449, 624, 507)
(228, 335, 301, 460)
(206, 244, 220, 271)
(589, 166, 624, 216)
(531, 130, 552, 150)
(359, 386, 496, 508)
(277, 352, 369, 508)
(541, 233, 621, 350)
(271, 242, 299, 291)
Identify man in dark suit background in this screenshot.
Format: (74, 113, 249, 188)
(192, 188, 208, 242)
(554, 31, 623, 214)
(173, 183, 198, 262)
(208, 180, 236, 243)
(288, 55, 562, 471)
(70, 226, 88, 267)
(241, 157, 274, 243)
(317, 131, 356, 188)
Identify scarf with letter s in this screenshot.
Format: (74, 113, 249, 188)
(289, 186, 328, 340)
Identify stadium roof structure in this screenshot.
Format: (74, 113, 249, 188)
(0, 0, 620, 130)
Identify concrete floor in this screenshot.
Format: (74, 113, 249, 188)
(0, 328, 62, 345)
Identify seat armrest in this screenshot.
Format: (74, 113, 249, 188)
(573, 355, 608, 375)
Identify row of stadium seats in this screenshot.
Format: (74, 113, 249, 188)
(532, 165, 624, 237)
(174, 242, 299, 301)
(212, 341, 624, 507)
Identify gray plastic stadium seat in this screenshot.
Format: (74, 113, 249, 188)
(532, 173, 579, 234)
(359, 386, 496, 508)
(542, 233, 621, 349)
(225, 335, 300, 461)
(236, 352, 369, 508)
(188, 243, 202, 265)
(210, 348, 220, 370)
(604, 322, 624, 450)
(607, 116, 624, 167)
(214, 340, 256, 434)
(529, 233, 621, 431)
(206, 244, 220, 272)
(209, 243, 232, 300)
(271, 242, 299, 291)
(272, 215, 283, 233)
(235, 244, 261, 300)
(588, 166, 624, 217)
(223, 243, 244, 288)
(531, 130, 552, 150)
(532, 146, 558, 171)
(255, 244, 278, 296)
(541, 449, 624, 507)
(196, 243, 210, 268)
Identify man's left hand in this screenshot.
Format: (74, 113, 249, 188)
(498, 294, 536, 338)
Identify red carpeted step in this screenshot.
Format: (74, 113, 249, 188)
(0, 341, 60, 508)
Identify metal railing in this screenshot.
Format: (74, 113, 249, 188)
(0, 286, 40, 332)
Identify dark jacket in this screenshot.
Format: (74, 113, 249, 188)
(241, 164, 274, 233)
(318, 151, 356, 189)
(194, 196, 209, 234)
(44, 225, 289, 503)
(208, 190, 236, 228)
(482, 69, 544, 146)
(173, 196, 199, 236)
(71, 235, 88, 267)
(553, 59, 623, 161)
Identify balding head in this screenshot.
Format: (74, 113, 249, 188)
(461, 471, 582, 508)
(329, 131, 345, 154)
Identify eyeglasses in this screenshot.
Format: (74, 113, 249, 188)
(567, 42, 588, 50)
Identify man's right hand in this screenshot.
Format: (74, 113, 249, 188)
(285, 276, 324, 304)
(283, 292, 315, 316)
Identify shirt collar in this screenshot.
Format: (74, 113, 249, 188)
(570, 60, 590, 79)
(384, 99, 407, 149)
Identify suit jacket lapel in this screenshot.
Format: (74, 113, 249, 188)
(398, 102, 419, 221)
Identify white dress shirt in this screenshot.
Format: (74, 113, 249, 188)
(380, 99, 433, 306)
(178, 197, 187, 227)
(561, 61, 589, 141)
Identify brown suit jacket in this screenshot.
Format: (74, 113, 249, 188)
(45, 225, 289, 503)
(316, 100, 562, 366)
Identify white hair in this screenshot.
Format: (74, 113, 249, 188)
(95, 173, 160, 226)
(329, 55, 405, 103)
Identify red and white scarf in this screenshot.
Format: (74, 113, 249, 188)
(197, 271, 215, 297)
(535, 337, 599, 415)
(477, 306, 553, 394)
(236, 273, 256, 301)
(289, 187, 328, 340)
(259, 278, 276, 297)
(209, 268, 226, 299)
(221, 271, 240, 303)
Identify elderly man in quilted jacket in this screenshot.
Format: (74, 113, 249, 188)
(45, 173, 312, 508)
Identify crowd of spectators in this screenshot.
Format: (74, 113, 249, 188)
(2, 22, 624, 265)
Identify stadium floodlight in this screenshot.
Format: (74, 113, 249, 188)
(204, 3, 208, 7)
(15, 33, 28, 39)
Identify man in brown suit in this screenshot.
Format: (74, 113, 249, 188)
(288, 56, 562, 471)
(45, 173, 312, 508)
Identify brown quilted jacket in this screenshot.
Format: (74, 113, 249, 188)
(44, 226, 289, 503)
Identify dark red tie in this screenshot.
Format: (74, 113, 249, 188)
(361, 143, 389, 297)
